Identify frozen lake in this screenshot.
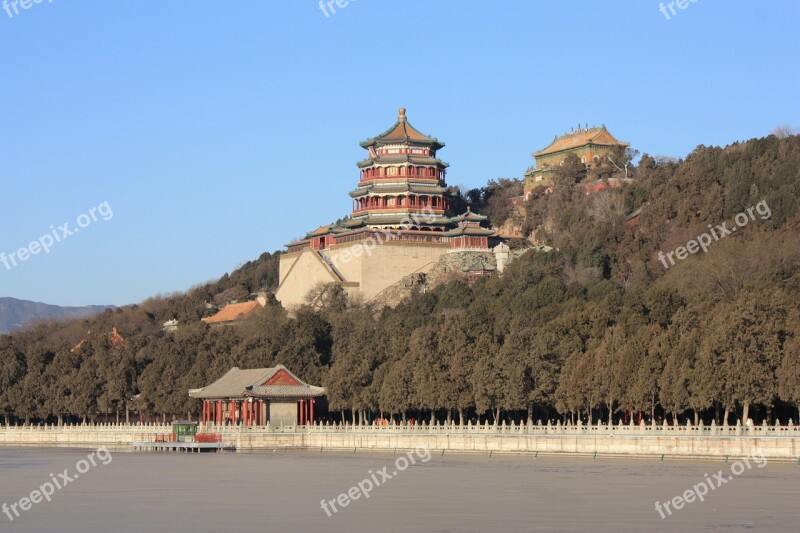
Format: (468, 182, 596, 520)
(0, 447, 797, 532)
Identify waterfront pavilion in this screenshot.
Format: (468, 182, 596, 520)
(189, 365, 325, 427)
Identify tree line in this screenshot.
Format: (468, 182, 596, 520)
(1, 133, 799, 426)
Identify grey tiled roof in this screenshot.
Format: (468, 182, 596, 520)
(247, 384, 326, 399)
(189, 365, 325, 400)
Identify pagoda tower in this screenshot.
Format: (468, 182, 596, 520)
(276, 108, 501, 310)
(347, 108, 453, 231)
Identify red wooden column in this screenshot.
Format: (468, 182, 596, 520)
(299, 400, 304, 425)
(310, 399, 315, 425)
(242, 401, 249, 426)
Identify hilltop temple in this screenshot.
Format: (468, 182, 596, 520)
(275, 108, 503, 309)
(523, 125, 629, 198)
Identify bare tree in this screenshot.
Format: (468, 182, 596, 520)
(771, 125, 797, 139)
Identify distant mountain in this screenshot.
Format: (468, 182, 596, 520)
(0, 297, 115, 334)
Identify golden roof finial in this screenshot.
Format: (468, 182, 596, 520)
(398, 107, 407, 122)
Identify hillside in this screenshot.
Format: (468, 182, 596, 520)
(0, 298, 114, 335)
(1, 133, 799, 426)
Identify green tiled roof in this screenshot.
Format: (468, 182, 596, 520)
(461, 258, 495, 272)
(442, 226, 496, 237)
(349, 183, 447, 197)
(357, 155, 449, 169)
(353, 214, 453, 226)
(449, 210, 488, 223)
(342, 219, 366, 228)
(359, 108, 444, 151)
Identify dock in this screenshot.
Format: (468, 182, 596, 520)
(132, 422, 234, 452)
(133, 441, 235, 452)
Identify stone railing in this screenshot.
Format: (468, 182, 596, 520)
(202, 419, 800, 437)
(0, 422, 172, 433)
(2, 419, 798, 438)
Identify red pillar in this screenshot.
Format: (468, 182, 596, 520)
(310, 399, 315, 425)
(299, 400, 304, 425)
(243, 401, 248, 426)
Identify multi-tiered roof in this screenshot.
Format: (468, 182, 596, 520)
(346, 108, 452, 231)
(286, 109, 496, 252)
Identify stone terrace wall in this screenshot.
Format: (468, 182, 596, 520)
(2, 421, 799, 460)
(0, 423, 170, 447)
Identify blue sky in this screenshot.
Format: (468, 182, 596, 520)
(1, 0, 798, 306)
